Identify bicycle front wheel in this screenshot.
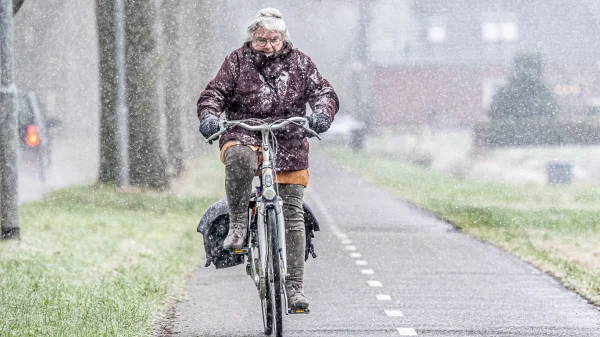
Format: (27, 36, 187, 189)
(267, 207, 284, 337)
(261, 256, 274, 335)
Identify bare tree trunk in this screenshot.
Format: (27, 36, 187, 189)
(125, 0, 168, 190)
(96, 0, 129, 186)
(96, 0, 119, 184)
(178, 0, 216, 152)
(162, 0, 184, 176)
(0, 0, 19, 240)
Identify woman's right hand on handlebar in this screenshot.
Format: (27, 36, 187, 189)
(199, 114, 221, 140)
(306, 113, 331, 137)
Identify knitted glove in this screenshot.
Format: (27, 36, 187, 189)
(198, 114, 220, 140)
(306, 113, 331, 136)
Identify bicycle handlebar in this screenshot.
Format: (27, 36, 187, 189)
(205, 117, 321, 143)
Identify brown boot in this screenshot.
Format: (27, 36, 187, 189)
(286, 279, 309, 310)
(222, 222, 247, 250)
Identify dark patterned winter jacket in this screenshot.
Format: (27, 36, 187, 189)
(197, 42, 339, 171)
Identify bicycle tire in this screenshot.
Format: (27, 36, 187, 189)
(261, 246, 274, 335)
(267, 207, 284, 337)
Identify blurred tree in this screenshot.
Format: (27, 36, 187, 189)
(179, 0, 219, 149)
(96, 0, 120, 185)
(125, 0, 168, 190)
(488, 53, 558, 120)
(162, 0, 184, 177)
(1, 0, 20, 239)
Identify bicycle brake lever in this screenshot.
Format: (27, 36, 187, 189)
(303, 125, 322, 140)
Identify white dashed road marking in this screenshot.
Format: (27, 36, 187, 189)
(397, 328, 418, 335)
(308, 191, 418, 337)
(376, 294, 391, 301)
(384, 310, 404, 317)
(306, 191, 335, 224)
(367, 280, 383, 287)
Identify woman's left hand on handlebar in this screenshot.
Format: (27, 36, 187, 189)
(306, 113, 331, 137)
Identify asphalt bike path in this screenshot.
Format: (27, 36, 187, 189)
(159, 152, 600, 336)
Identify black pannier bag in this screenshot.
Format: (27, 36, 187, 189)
(197, 198, 320, 269)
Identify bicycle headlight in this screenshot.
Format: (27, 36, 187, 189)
(263, 188, 276, 201)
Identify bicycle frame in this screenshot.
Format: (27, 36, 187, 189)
(257, 127, 288, 276)
(247, 125, 295, 314)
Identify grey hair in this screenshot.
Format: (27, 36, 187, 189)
(246, 8, 291, 42)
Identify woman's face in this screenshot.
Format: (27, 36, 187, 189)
(251, 27, 283, 56)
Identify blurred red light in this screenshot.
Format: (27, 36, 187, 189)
(25, 125, 40, 147)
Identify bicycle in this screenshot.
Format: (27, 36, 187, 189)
(205, 116, 320, 337)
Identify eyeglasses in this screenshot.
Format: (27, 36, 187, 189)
(254, 36, 282, 47)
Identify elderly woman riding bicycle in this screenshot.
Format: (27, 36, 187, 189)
(197, 8, 339, 310)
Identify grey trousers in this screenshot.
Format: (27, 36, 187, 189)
(224, 145, 306, 283)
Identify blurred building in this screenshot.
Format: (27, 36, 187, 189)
(369, 0, 600, 128)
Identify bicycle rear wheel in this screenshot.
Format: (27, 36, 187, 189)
(267, 207, 284, 337)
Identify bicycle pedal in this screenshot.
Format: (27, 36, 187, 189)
(231, 248, 249, 255)
(288, 308, 310, 314)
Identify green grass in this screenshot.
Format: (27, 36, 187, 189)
(0, 161, 222, 336)
(324, 147, 600, 305)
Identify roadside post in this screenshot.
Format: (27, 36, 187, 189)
(351, 0, 373, 151)
(0, 0, 20, 240)
(547, 162, 572, 185)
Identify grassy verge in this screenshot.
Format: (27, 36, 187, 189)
(324, 147, 600, 305)
(0, 154, 224, 336)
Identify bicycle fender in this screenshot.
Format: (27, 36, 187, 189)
(303, 202, 320, 232)
(197, 198, 229, 234)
